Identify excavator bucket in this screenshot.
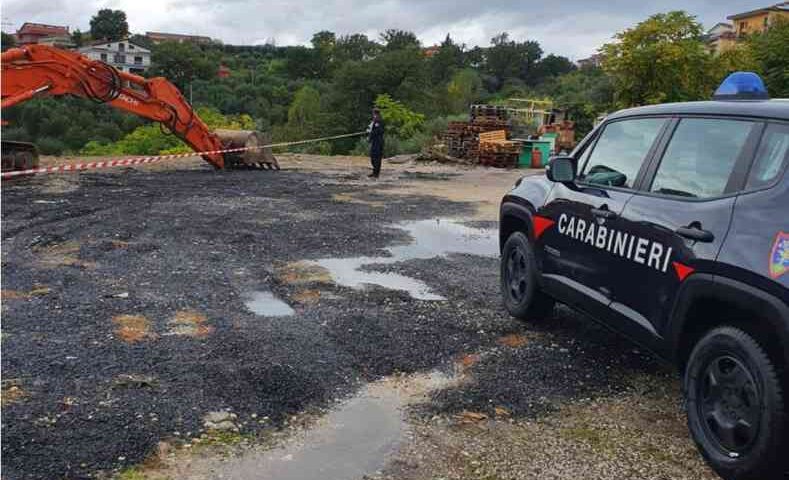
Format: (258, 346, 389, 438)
(214, 129, 279, 170)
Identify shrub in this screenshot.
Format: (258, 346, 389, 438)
(374, 94, 425, 138)
(36, 137, 66, 155)
(79, 108, 256, 156)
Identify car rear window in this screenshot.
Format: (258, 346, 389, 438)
(746, 123, 789, 189)
(650, 118, 755, 198)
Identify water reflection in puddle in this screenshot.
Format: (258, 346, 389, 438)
(243, 291, 295, 317)
(313, 219, 498, 300)
(316, 257, 444, 301)
(220, 370, 458, 480)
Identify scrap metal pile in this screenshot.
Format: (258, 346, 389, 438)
(441, 105, 520, 168)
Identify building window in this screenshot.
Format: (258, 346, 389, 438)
(114, 54, 126, 64)
(128, 44, 134, 49)
(134, 56, 143, 65)
(100, 53, 107, 61)
(118, 42, 125, 51)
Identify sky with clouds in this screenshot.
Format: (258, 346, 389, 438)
(2, 0, 768, 59)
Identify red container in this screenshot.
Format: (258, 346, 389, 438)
(531, 148, 542, 168)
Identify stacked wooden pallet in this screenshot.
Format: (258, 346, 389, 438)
(470, 104, 508, 121)
(442, 121, 477, 159)
(469, 117, 509, 133)
(441, 108, 512, 163)
(539, 120, 576, 151)
(478, 143, 520, 168)
(478, 130, 521, 168)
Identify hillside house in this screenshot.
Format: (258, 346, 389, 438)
(14, 22, 69, 45)
(728, 2, 789, 37)
(704, 23, 736, 54)
(78, 39, 151, 74)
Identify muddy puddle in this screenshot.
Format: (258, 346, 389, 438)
(143, 370, 461, 480)
(313, 219, 497, 300)
(221, 371, 456, 480)
(242, 291, 295, 317)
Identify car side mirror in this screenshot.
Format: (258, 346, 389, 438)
(546, 156, 575, 184)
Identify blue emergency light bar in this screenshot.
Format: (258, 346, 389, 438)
(713, 72, 770, 100)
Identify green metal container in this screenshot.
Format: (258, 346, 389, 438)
(533, 140, 552, 167)
(518, 143, 533, 167)
(540, 132, 558, 154)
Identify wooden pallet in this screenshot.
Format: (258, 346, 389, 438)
(478, 152, 519, 168)
(440, 110, 515, 163)
(470, 105, 509, 121)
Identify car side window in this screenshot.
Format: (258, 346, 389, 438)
(650, 118, 756, 198)
(579, 118, 666, 189)
(746, 123, 789, 190)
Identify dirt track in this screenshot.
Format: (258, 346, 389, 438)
(1, 155, 715, 479)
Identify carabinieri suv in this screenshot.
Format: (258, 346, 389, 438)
(499, 72, 788, 480)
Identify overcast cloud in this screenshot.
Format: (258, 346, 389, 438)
(2, 0, 767, 59)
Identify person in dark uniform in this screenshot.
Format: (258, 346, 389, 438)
(367, 108, 385, 178)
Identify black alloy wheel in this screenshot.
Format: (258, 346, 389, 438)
(685, 326, 788, 480)
(500, 231, 554, 320)
(697, 354, 761, 455)
(505, 243, 529, 304)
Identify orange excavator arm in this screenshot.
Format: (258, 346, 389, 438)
(1, 44, 228, 168)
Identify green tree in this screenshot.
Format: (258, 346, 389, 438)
(311, 30, 336, 77)
(445, 69, 483, 113)
(328, 47, 428, 135)
(285, 85, 322, 139)
(428, 34, 464, 84)
(533, 54, 576, 82)
(80, 107, 254, 155)
(710, 44, 760, 83)
(747, 18, 789, 97)
(129, 33, 154, 50)
(71, 29, 85, 47)
(380, 29, 420, 51)
(2, 31, 17, 51)
(335, 34, 379, 62)
(374, 94, 425, 138)
(311, 31, 336, 54)
(282, 46, 323, 79)
(149, 41, 219, 91)
(601, 11, 717, 106)
(545, 67, 614, 138)
(464, 46, 485, 68)
(89, 9, 129, 42)
(486, 33, 542, 84)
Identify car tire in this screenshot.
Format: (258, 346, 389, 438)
(500, 231, 554, 321)
(684, 326, 788, 480)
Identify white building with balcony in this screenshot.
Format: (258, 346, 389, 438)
(78, 39, 151, 75)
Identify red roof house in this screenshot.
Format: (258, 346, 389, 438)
(15, 23, 70, 45)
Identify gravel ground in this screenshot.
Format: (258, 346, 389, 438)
(1, 165, 502, 479)
(374, 377, 717, 480)
(1, 161, 715, 479)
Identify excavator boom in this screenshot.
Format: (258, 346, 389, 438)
(1, 44, 277, 171)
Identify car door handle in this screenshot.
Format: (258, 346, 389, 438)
(676, 225, 714, 243)
(591, 207, 617, 219)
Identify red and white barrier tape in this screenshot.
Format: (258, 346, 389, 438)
(1, 131, 366, 179)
